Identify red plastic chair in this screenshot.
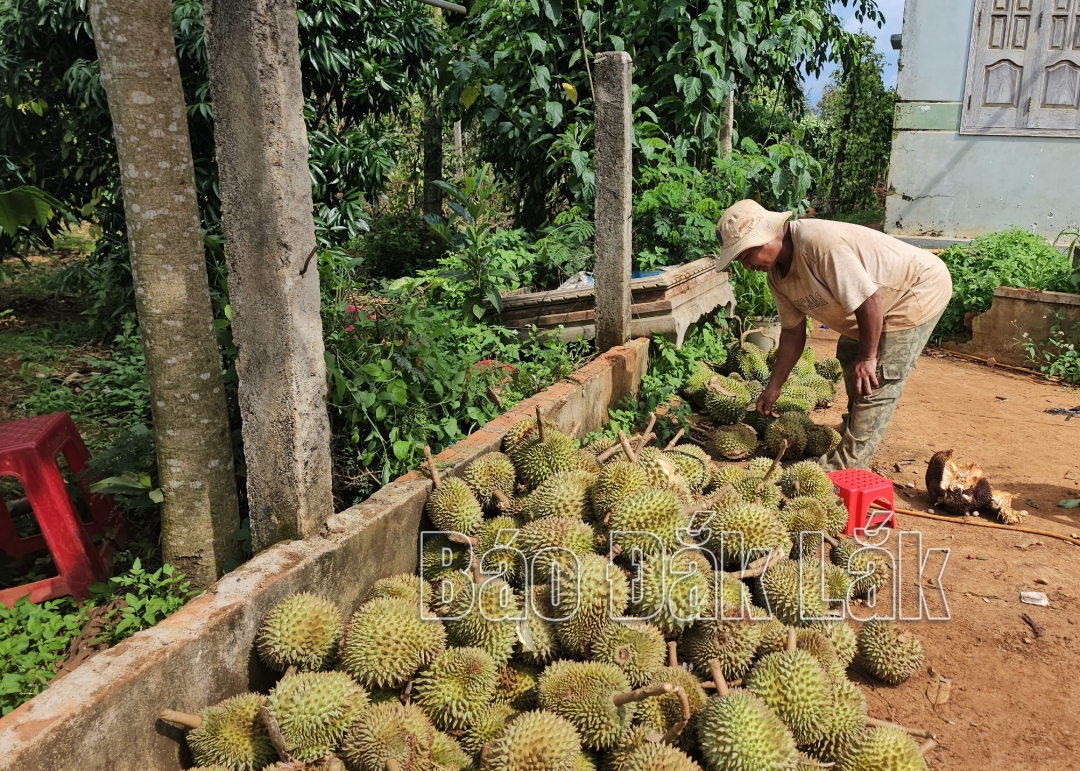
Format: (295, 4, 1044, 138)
(0, 413, 124, 607)
(826, 468, 897, 537)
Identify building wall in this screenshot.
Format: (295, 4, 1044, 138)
(885, 0, 1080, 239)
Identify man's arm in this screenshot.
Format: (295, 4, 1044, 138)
(757, 322, 806, 415)
(851, 290, 883, 396)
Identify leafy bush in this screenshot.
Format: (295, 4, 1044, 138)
(729, 262, 778, 317)
(935, 228, 1076, 339)
(88, 559, 197, 645)
(1023, 312, 1080, 384)
(0, 596, 86, 716)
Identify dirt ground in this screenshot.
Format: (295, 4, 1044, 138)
(805, 326, 1080, 770)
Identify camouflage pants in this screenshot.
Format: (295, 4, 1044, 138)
(823, 310, 943, 471)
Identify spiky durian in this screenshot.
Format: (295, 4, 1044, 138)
(518, 516, 596, 582)
(446, 578, 520, 663)
(789, 627, 841, 677)
(609, 488, 687, 556)
(483, 709, 582, 771)
(504, 416, 559, 454)
(512, 429, 578, 490)
(709, 463, 747, 492)
(341, 597, 446, 689)
(793, 373, 836, 407)
(184, 693, 276, 771)
(427, 475, 484, 535)
(495, 659, 540, 710)
(634, 446, 685, 490)
(525, 469, 597, 521)
(518, 583, 563, 663)
(754, 558, 829, 626)
(620, 740, 703, 771)
(779, 497, 830, 560)
(804, 677, 866, 762)
(340, 701, 435, 771)
(704, 378, 754, 425)
(831, 539, 890, 598)
(591, 621, 666, 687)
(746, 649, 833, 745)
(421, 534, 471, 583)
(709, 424, 758, 460)
(805, 425, 842, 457)
(256, 593, 343, 674)
(583, 435, 619, 456)
(822, 496, 850, 535)
(856, 620, 924, 685)
(697, 687, 800, 771)
(763, 414, 808, 457)
(367, 574, 433, 609)
(604, 726, 656, 771)
(835, 726, 927, 771)
(461, 702, 517, 759)
(772, 385, 816, 414)
(476, 515, 525, 585)
(634, 664, 710, 748)
(739, 376, 765, 405)
(743, 409, 775, 438)
(264, 671, 369, 762)
(576, 451, 603, 474)
(730, 474, 782, 508)
(779, 461, 834, 500)
(754, 618, 790, 658)
(708, 501, 787, 569)
(628, 550, 714, 635)
(680, 619, 763, 682)
(593, 461, 648, 524)
(413, 646, 498, 731)
(433, 730, 472, 771)
(430, 571, 471, 618)
(815, 356, 843, 382)
(552, 553, 630, 656)
(665, 444, 711, 492)
(683, 361, 719, 407)
(729, 339, 770, 383)
(812, 620, 857, 669)
(465, 453, 517, 508)
(742, 457, 778, 482)
(537, 661, 637, 751)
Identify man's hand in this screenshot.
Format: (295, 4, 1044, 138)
(852, 356, 880, 396)
(757, 382, 783, 416)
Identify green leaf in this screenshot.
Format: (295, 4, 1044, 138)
(148, 489, 164, 504)
(392, 440, 411, 461)
(461, 84, 480, 109)
(541, 0, 562, 25)
(544, 100, 564, 127)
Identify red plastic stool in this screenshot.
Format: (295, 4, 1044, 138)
(827, 468, 897, 537)
(0, 413, 124, 607)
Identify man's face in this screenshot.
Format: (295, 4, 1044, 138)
(734, 228, 784, 272)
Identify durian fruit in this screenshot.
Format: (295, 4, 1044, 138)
(511, 418, 578, 490)
(823, 563, 854, 606)
(574, 750, 598, 771)
(604, 726, 656, 771)
(635, 446, 686, 490)
(465, 452, 518, 509)
(728, 338, 770, 383)
(778, 497, 829, 560)
(421, 534, 471, 583)
(831, 539, 890, 598)
(339, 701, 435, 771)
(518, 516, 597, 583)
(525, 469, 597, 521)
(737, 376, 764, 406)
(697, 684, 800, 771)
(812, 620, 857, 669)
(495, 658, 540, 710)
(746, 649, 833, 745)
(635, 665, 708, 747)
(518, 583, 562, 663)
(433, 730, 473, 771)
(703, 378, 754, 426)
(822, 496, 851, 536)
(805, 425, 842, 457)
(553, 553, 630, 656)
(835, 726, 928, 771)
(754, 558, 829, 626)
(708, 500, 787, 569)
(413, 646, 498, 731)
(763, 414, 808, 457)
(430, 571, 471, 618)
(754, 618, 790, 658)
(709, 424, 758, 460)
(264, 670, 369, 762)
(815, 356, 843, 382)
(366, 574, 432, 609)
(743, 408, 775, 438)
(628, 550, 714, 636)
(680, 619, 762, 682)
(924, 449, 993, 515)
(504, 415, 559, 454)
(772, 386, 816, 414)
(483, 709, 582, 771)
(856, 620, 924, 685)
(593, 461, 648, 524)
(793, 373, 836, 408)
(256, 593, 343, 674)
(536, 661, 642, 751)
(461, 702, 517, 759)
(779, 461, 833, 500)
(175, 693, 276, 771)
(609, 488, 688, 556)
(476, 515, 525, 585)
(790, 627, 841, 678)
(583, 435, 619, 456)
(709, 463, 747, 492)
(745, 457, 782, 484)
(446, 578, 521, 663)
(341, 596, 447, 689)
(425, 449, 484, 535)
(591, 621, 666, 687)
(683, 361, 720, 407)
(804, 677, 867, 762)
(665, 444, 711, 492)
(730, 473, 782, 509)
(619, 739, 703, 771)
(575, 451, 603, 474)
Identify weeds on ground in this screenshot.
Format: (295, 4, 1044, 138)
(1022, 312, 1080, 385)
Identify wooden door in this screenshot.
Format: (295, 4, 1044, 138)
(1026, 0, 1080, 131)
(962, 0, 1039, 132)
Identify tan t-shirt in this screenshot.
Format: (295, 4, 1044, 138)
(767, 219, 953, 339)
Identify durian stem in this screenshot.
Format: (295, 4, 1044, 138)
(401, 679, 413, 705)
(492, 489, 511, 510)
(470, 555, 484, 585)
(785, 627, 797, 652)
(159, 709, 202, 729)
(616, 431, 638, 465)
(612, 681, 674, 707)
(822, 532, 839, 548)
(663, 428, 685, 451)
(259, 703, 293, 762)
(535, 405, 547, 443)
(660, 686, 691, 744)
(448, 532, 478, 547)
(386, 759, 401, 771)
(480, 744, 493, 763)
(596, 442, 624, 463)
(667, 640, 678, 667)
(735, 544, 784, 579)
(918, 738, 937, 756)
(866, 717, 936, 740)
(756, 439, 787, 494)
(326, 757, 346, 771)
(701, 678, 743, 690)
(640, 413, 657, 446)
(423, 446, 441, 488)
(708, 659, 729, 696)
(282, 665, 297, 679)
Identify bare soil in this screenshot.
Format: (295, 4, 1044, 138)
(805, 326, 1080, 770)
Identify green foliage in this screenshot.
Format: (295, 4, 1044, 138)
(1022, 311, 1080, 384)
(0, 596, 86, 716)
(89, 559, 197, 645)
(0, 184, 66, 261)
(1056, 224, 1080, 292)
(935, 228, 1076, 339)
(728, 261, 777, 317)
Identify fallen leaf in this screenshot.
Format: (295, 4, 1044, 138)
(1065, 470, 1080, 481)
(995, 395, 1008, 401)
(927, 676, 953, 706)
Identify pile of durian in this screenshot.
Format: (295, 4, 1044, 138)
(163, 403, 936, 771)
(684, 333, 844, 461)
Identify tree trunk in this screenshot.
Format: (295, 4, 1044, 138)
(88, 0, 239, 586)
(453, 120, 463, 178)
(719, 88, 734, 157)
(422, 97, 444, 218)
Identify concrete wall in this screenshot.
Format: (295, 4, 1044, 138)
(885, 0, 1080, 239)
(0, 340, 650, 771)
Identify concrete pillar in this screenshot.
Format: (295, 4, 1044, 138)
(204, 0, 334, 551)
(593, 52, 634, 352)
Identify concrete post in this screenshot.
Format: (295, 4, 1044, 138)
(204, 0, 334, 551)
(593, 52, 633, 352)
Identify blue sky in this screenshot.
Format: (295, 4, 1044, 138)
(803, 0, 906, 107)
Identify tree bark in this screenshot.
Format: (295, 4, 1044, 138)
(88, 0, 240, 586)
(204, 0, 334, 551)
(719, 88, 734, 157)
(422, 97, 444, 218)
